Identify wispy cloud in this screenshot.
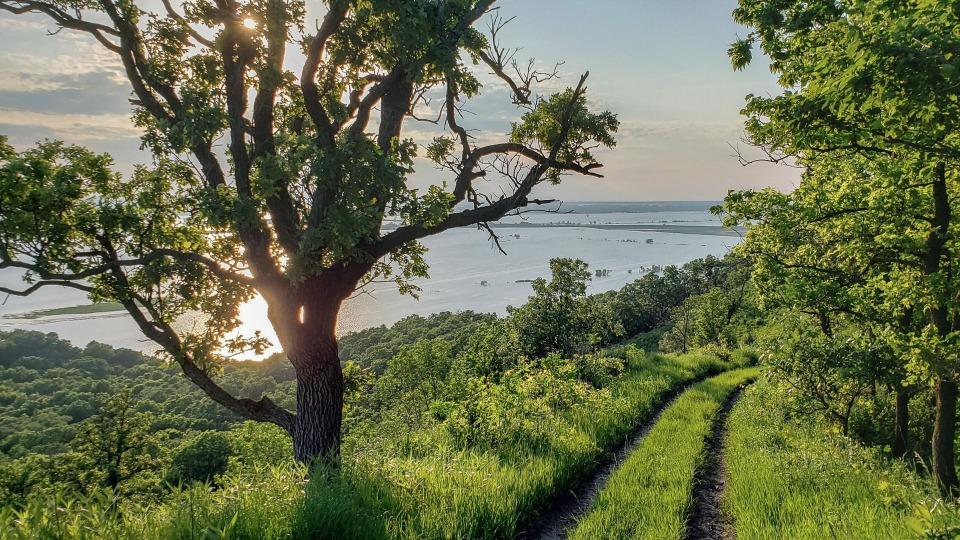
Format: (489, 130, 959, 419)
(0, 42, 124, 92)
(0, 108, 139, 142)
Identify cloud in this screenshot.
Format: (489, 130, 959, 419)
(618, 120, 745, 140)
(0, 108, 140, 142)
(0, 42, 125, 93)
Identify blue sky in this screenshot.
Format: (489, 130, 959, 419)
(0, 0, 799, 201)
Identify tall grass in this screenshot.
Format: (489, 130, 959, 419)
(1, 350, 730, 539)
(0, 465, 305, 540)
(569, 367, 759, 540)
(724, 381, 960, 539)
(297, 350, 728, 539)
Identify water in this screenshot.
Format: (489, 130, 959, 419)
(0, 202, 740, 357)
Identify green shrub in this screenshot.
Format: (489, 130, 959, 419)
(165, 431, 234, 486)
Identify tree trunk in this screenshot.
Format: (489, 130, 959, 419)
(932, 377, 959, 494)
(923, 164, 958, 494)
(291, 343, 344, 465)
(892, 387, 909, 459)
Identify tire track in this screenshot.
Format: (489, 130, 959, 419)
(516, 376, 713, 540)
(685, 389, 745, 540)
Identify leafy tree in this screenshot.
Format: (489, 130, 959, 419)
(338, 311, 495, 374)
(730, 0, 960, 492)
(0, 454, 49, 507)
(368, 338, 455, 428)
(71, 390, 164, 492)
(0, 1, 617, 463)
(658, 256, 754, 356)
(165, 431, 234, 486)
(720, 155, 923, 457)
(508, 258, 622, 359)
(612, 255, 734, 338)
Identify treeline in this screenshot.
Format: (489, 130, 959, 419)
(0, 254, 751, 508)
(718, 0, 960, 493)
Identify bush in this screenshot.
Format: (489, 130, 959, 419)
(165, 431, 234, 486)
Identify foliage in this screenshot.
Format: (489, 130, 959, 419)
(165, 431, 234, 487)
(612, 256, 722, 337)
(68, 390, 166, 497)
(659, 257, 757, 357)
(338, 311, 496, 374)
(508, 258, 623, 358)
(0, 330, 292, 460)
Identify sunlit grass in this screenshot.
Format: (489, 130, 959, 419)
(299, 349, 729, 539)
(0, 350, 730, 539)
(569, 367, 759, 540)
(724, 381, 960, 539)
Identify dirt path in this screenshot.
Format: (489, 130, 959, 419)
(516, 380, 703, 540)
(684, 391, 743, 540)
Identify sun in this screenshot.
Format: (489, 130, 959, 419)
(242, 18, 256, 29)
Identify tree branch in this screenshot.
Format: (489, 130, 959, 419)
(0, 281, 95, 297)
(0, 249, 257, 287)
(0, 0, 121, 52)
(372, 72, 591, 257)
(300, 5, 348, 148)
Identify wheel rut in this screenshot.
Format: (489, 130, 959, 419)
(684, 389, 743, 540)
(516, 376, 709, 540)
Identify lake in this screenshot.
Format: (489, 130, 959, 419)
(0, 201, 741, 357)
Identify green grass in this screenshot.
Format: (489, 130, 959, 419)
(0, 350, 731, 539)
(3, 302, 125, 319)
(569, 367, 759, 540)
(302, 350, 729, 539)
(724, 381, 960, 539)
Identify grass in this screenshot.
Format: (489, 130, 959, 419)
(3, 302, 125, 319)
(304, 350, 730, 539)
(0, 350, 733, 539)
(724, 380, 960, 539)
(0, 465, 307, 540)
(569, 367, 759, 540)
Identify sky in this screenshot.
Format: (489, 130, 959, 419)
(0, 0, 800, 201)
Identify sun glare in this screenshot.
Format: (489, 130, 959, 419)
(242, 18, 256, 29)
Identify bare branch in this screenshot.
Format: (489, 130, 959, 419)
(0, 0, 121, 52)
(0, 280, 95, 297)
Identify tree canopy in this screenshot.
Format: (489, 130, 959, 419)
(0, 0, 617, 461)
(726, 0, 960, 491)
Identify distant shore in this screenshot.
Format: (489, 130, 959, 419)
(490, 222, 745, 237)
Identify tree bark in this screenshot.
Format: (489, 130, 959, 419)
(925, 164, 958, 494)
(932, 377, 959, 494)
(892, 387, 909, 459)
(290, 335, 344, 465)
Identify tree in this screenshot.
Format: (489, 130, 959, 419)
(165, 431, 234, 486)
(720, 155, 923, 458)
(71, 390, 163, 492)
(730, 0, 960, 491)
(508, 258, 622, 359)
(0, 1, 617, 463)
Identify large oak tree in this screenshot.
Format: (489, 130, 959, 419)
(0, 0, 617, 463)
